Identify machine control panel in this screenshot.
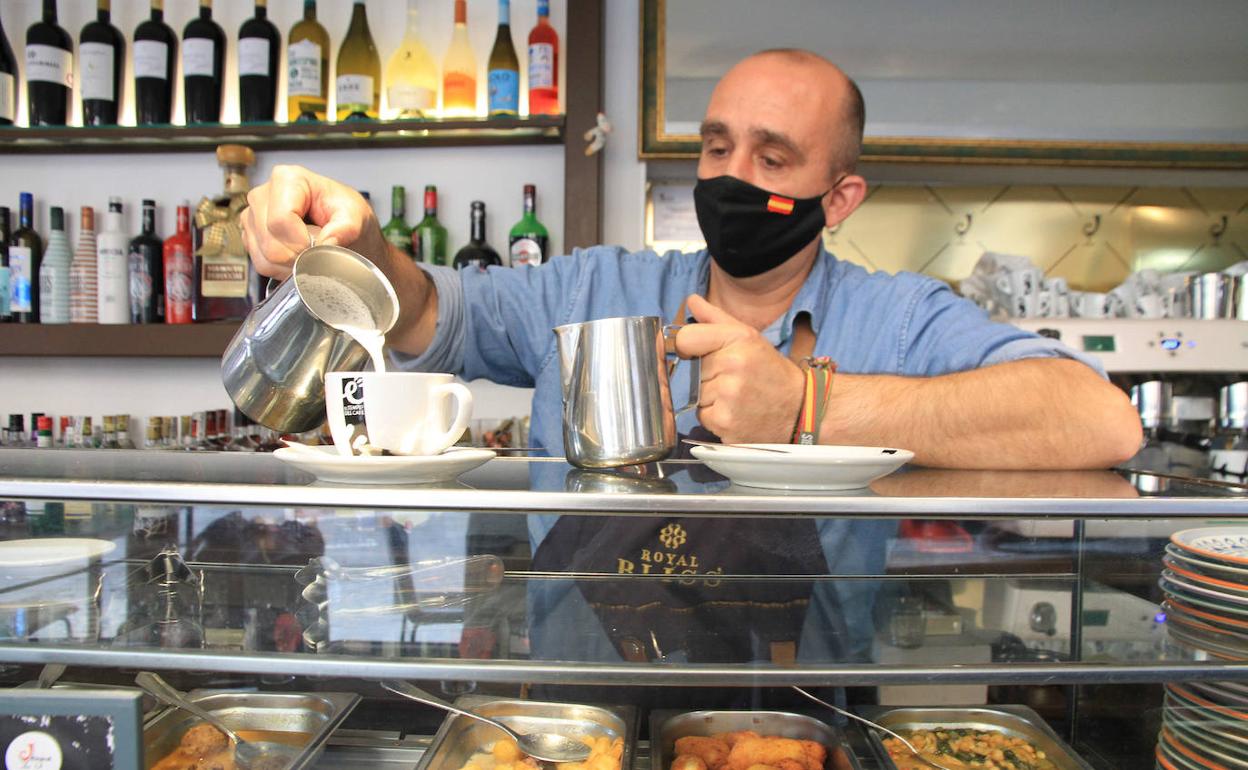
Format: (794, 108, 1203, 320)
(1014, 319, 1248, 374)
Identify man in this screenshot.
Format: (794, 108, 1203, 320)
(243, 49, 1142, 467)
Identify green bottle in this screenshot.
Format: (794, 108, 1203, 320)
(508, 184, 548, 267)
(413, 185, 448, 265)
(381, 185, 413, 258)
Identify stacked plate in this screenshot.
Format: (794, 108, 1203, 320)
(1157, 527, 1248, 769)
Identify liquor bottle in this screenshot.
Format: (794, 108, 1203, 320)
(96, 197, 129, 325)
(25, 0, 73, 126)
(164, 202, 193, 324)
(116, 416, 136, 449)
(527, 0, 559, 115)
(442, 0, 477, 118)
(10, 193, 43, 324)
(413, 185, 448, 266)
(128, 199, 164, 323)
(194, 145, 254, 322)
(238, 0, 280, 123)
(38, 206, 71, 323)
(382, 186, 414, 258)
(0, 208, 11, 322)
(385, 0, 437, 120)
(80, 0, 125, 126)
(183, 0, 225, 125)
(336, 1, 380, 122)
(287, 0, 328, 122)
(36, 417, 53, 449)
(487, 0, 520, 118)
(452, 202, 502, 269)
(509, 184, 549, 267)
(101, 415, 118, 449)
(69, 207, 98, 323)
(134, 0, 176, 125)
(0, 13, 17, 126)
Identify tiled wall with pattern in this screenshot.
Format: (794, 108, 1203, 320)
(824, 186, 1248, 291)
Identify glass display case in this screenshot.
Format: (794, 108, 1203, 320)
(0, 447, 1245, 769)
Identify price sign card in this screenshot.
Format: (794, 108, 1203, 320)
(0, 689, 141, 770)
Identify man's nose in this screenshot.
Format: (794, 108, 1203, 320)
(726, 151, 754, 186)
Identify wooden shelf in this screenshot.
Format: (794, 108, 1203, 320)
(0, 323, 241, 357)
(0, 115, 564, 155)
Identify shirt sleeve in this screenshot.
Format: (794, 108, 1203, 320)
(901, 279, 1107, 377)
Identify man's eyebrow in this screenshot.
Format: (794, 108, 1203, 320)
(699, 120, 729, 139)
(750, 127, 805, 163)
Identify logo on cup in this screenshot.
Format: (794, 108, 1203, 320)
(342, 376, 366, 426)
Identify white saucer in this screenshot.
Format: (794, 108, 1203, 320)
(0, 538, 116, 568)
(273, 445, 496, 485)
(690, 444, 913, 491)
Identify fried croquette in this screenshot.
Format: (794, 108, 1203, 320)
(718, 731, 762, 748)
(179, 724, 230, 757)
(672, 755, 709, 770)
(675, 736, 732, 770)
(726, 736, 813, 770)
(798, 740, 826, 770)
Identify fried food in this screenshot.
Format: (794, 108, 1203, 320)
(798, 739, 826, 770)
(669, 733, 828, 770)
(456, 735, 624, 770)
(181, 724, 230, 757)
(727, 736, 813, 770)
(675, 736, 731, 770)
(672, 755, 709, 770)
(718, 731, 761, 748)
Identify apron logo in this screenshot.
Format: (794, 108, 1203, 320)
(659, 523, 687, 549)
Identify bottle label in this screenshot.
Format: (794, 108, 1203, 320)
(201, 253, 249, 298)
(443, 72, 476, 110)
(165, 243, 194, 323)
(8, 246, 32, 313)
(79, 42, 116, 101)
(128, 249, 153, 317)
(97, 243, 128, 323)
(183, 38, 216, 78)
(25, 44, 73, 88)
(388, 84, 434, 113)
(336, 75, 374, 110)
(0, 267, 10, 316)
(133, 40, 169, 80)
(528, 43, 555, 89)
(488, 70, 520, 114)
(39, 267, 66, 323)
(238, 37, 271, 77)
(287, 40, 322, 97)
(510, 236, 544, 267)
(0, 72, 14, 121)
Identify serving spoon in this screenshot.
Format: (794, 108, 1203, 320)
(136, 672, 300, 770)
(681, 438, 791, 454)
(790, 687, 954, 770)
(379, 680, 591, 763)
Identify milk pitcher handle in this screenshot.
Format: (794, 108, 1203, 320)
(663, 324, 700, 415)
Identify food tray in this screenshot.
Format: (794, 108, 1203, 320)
(415, 695, 636, 770)
(142, 690, 360, 770)
(856, 705, 1092, 770)
(650, 710, 862, 770)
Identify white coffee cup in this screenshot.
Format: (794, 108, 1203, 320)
(325, 372, 474, 457)
(1072, 292, 1110, 319)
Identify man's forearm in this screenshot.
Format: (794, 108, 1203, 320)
(376, 243, 440, 356)
(820, 358, 1142, 470)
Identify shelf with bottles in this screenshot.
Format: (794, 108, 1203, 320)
(0, 321, 239, 357)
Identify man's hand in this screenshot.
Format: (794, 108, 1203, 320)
(241, 164, 389, 280)
(673, 294, 804, 444)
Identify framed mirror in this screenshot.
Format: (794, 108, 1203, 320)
(640, 0, 1248, 168)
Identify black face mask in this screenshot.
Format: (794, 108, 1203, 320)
(694, 175, 832, 278)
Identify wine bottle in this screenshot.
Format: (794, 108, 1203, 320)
(183, 0, 225, 125)
(134, 0, 176, 126)
(0, 208, 11, 322)
(239, 0, 280, 123)
(80, 0, 125, 126)
(452, 201, 502, 269)
(163, 202, 193, 324)
(442, 0, 477, 118)
(0, 13, 18, 126)
(128, 199, 163, 323)
(10, 193, 43, 324)
(413, 185, 448, 266)
(38, 206, 70, 323)
(193, 145, 254, 322)
(385, 0, 437, 120)
(96, 197, 128, 325)
(287, 0, 328, 122)
(69, 206, 97, 323)
(487, 0, 520, 118)
(382, 185, 414, 258)
(335, 0, 380, 122)
(509, 185, 549, 267)
(527, 0, 559, 115)
(25, 0, 73, 127)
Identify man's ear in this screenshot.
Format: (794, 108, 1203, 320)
(822, 174, 867, 229)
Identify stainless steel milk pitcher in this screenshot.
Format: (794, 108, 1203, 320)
(222, 245, 399, 433)
(554, 315, 700, 468)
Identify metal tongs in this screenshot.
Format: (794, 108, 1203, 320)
(790, 687, 954, 770)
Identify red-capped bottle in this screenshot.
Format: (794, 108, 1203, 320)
(526, 0, 558, 115)
(163, 201, 193, 323)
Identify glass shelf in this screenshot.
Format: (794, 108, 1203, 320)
(0, 116, 565, 154)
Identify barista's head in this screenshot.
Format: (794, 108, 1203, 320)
(693, 50, 867, 278)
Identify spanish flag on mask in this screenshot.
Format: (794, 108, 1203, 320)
(766, 194, 795, 215)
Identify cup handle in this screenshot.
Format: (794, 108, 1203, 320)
(426, 382, 474, 453)
(663, 324, 701, 415)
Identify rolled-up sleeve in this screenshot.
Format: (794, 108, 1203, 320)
(387, 264, 467, 374)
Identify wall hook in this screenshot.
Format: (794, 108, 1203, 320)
(954, 213, 972, 236)
(1083, 214, 1102, 238)
(583, 113, 612, 156)
(1211, 214, 1229, 241)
